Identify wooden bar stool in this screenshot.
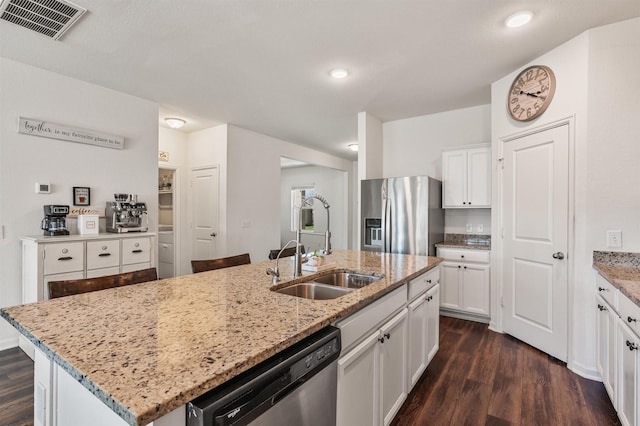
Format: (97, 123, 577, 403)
(268, 245, 305, 260)
(191, 253, 251, 273)
(48, 267, 158, 299)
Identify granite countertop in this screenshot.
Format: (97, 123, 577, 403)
(1, 249, 441, 426)
(435, 233, 491, 251)
(593, 250, 640, 306)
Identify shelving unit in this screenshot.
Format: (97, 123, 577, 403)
(158, 168, 175, 278)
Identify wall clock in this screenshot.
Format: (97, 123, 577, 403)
(507, 65, 556, 122)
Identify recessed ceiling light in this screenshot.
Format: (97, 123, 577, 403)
(505, 11, 533, 28)
(165, 117, 186, 129)
(348, 143, 359, 152)
(330, 68, 349, 79)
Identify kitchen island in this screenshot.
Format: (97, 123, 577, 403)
(1, 249, 441, 425)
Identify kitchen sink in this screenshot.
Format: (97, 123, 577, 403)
(312, 271, 382, 289)
(274, 283, 353, 300)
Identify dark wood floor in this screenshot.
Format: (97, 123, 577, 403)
(393, 316, 620, 426)
(0, 317, 620, 426)
(0, 347, 33, 426)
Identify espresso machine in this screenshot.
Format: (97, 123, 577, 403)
(41, 205, 70, 236)
(106, 194, 148, 233)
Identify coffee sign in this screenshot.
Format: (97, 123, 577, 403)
(18, 117, 124, 150)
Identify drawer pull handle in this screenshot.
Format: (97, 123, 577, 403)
(597, 304, 606, 311)
(627, 340, 638, 351)
(458, 265, 461, 269)
(426, 279, 432, 284)
(461, 255, 465, 258)
(598, 287, 608, 292)
(426, 295, 433, 302)
(384, 333, 391, 340)
(132, 249, 143, 253)
(464, 266, 467, 269)
(98, 253, 111, 257)
(57, 256, 73, 261)
(378, 336, 385, 344)
(628, 317, 637, 323)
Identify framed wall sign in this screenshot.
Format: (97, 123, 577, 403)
(73, 187, 91, 206)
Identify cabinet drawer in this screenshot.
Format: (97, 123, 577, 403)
(619, 293, 640, 337)
(408, 267, 439, 301)
(158, 242, 174, 263)
(44, 242, 84, 275)
(86, 240, 120, 270)
(122, 237, 151, 265)
(337, 284, 407, 351)
(437, 248, 490, 264)
(596, 272, 619, 312)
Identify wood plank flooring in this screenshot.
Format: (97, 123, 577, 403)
(393, 316, 620, 426)
(0, 347, 33, 426)
(0, 316, 620, 426)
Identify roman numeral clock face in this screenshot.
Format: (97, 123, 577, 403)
(508, 65, 556, 122)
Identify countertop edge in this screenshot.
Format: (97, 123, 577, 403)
(593, 263, 640, 307)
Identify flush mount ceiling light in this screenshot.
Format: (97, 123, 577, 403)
(348, 143, 359, 152)
(505, 11, 533, 28)
(330, 68, 349, 79)
(165, 117, 186, 129)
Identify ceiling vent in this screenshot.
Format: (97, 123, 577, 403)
(0, 0, 86, 40)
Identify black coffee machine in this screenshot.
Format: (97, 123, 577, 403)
(41, 205, 70, 236)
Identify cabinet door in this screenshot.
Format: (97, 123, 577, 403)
(122, 237, 151, 266)
(439, 262, 461, 310)
(44, 242, 84, 275)
(442, 150, 467, 208)
(337, 332, 379, 426)
(596, 300, 612, 398)
(425, 284, 440, 364)
(407, 295, 427, 390)
(618, 321, 638, 426)
(86, 240, 120, 270)
(461, 263, 490, 316)
(467, 147, 491, 207)
(380, 309, 408, 426)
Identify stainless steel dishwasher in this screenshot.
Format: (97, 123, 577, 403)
(187, 326, 341, 426)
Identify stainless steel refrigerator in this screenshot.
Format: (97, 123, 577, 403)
(361, 176, 444, 256)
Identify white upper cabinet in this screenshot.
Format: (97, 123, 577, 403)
(442, 145, 491, 208)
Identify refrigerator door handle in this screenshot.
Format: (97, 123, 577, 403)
(382, 197, 391, 253)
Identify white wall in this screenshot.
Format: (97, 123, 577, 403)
(280, 166, 348, 252)
(226, 125, 281, 262)
(0, 58, 158, 350)
(382, 104, 492, 234)
(489, 18, 640, 377)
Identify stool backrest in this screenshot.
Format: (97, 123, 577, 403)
(48, 267, 158, 299)
(191, 253, 251, 273)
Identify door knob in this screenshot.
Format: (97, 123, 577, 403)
(210, 232, 217, 237)
(552, 252, 565, 260)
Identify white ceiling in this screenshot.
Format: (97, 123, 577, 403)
(2, 1, 640, 160)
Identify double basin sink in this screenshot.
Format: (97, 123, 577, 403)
(273, 271, 382, 300)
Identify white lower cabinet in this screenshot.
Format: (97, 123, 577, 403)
(337, 309, 408, 426)
(618, 318, 639, 426)
(336, 266, 440, 426)
(437, 248, 490, 321)
(595, 271, 640, 426)
(597, 296, 618, 405)
(408, 283, 440, 390)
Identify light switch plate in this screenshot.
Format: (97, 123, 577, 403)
(477, 224, 484, 233)
(466, 224, 473, 233)
(607, 230, 622, 248)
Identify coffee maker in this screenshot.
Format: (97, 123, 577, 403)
(41, 205, 70, 236)
(106, 194, 148, 233)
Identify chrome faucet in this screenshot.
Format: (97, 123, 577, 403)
(266, 239, 302, 284)
(294, 194, 331, 277)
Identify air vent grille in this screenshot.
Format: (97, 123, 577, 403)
(0, 0, 86, 40)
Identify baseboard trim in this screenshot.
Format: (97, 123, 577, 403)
(569, 360, 601, 382)
(440, 309, 490, 324)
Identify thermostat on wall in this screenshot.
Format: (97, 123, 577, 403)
(35, 182, 50, 194)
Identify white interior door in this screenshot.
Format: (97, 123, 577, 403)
(502, 124, 569, 362)
(191, 166, 219, 262)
